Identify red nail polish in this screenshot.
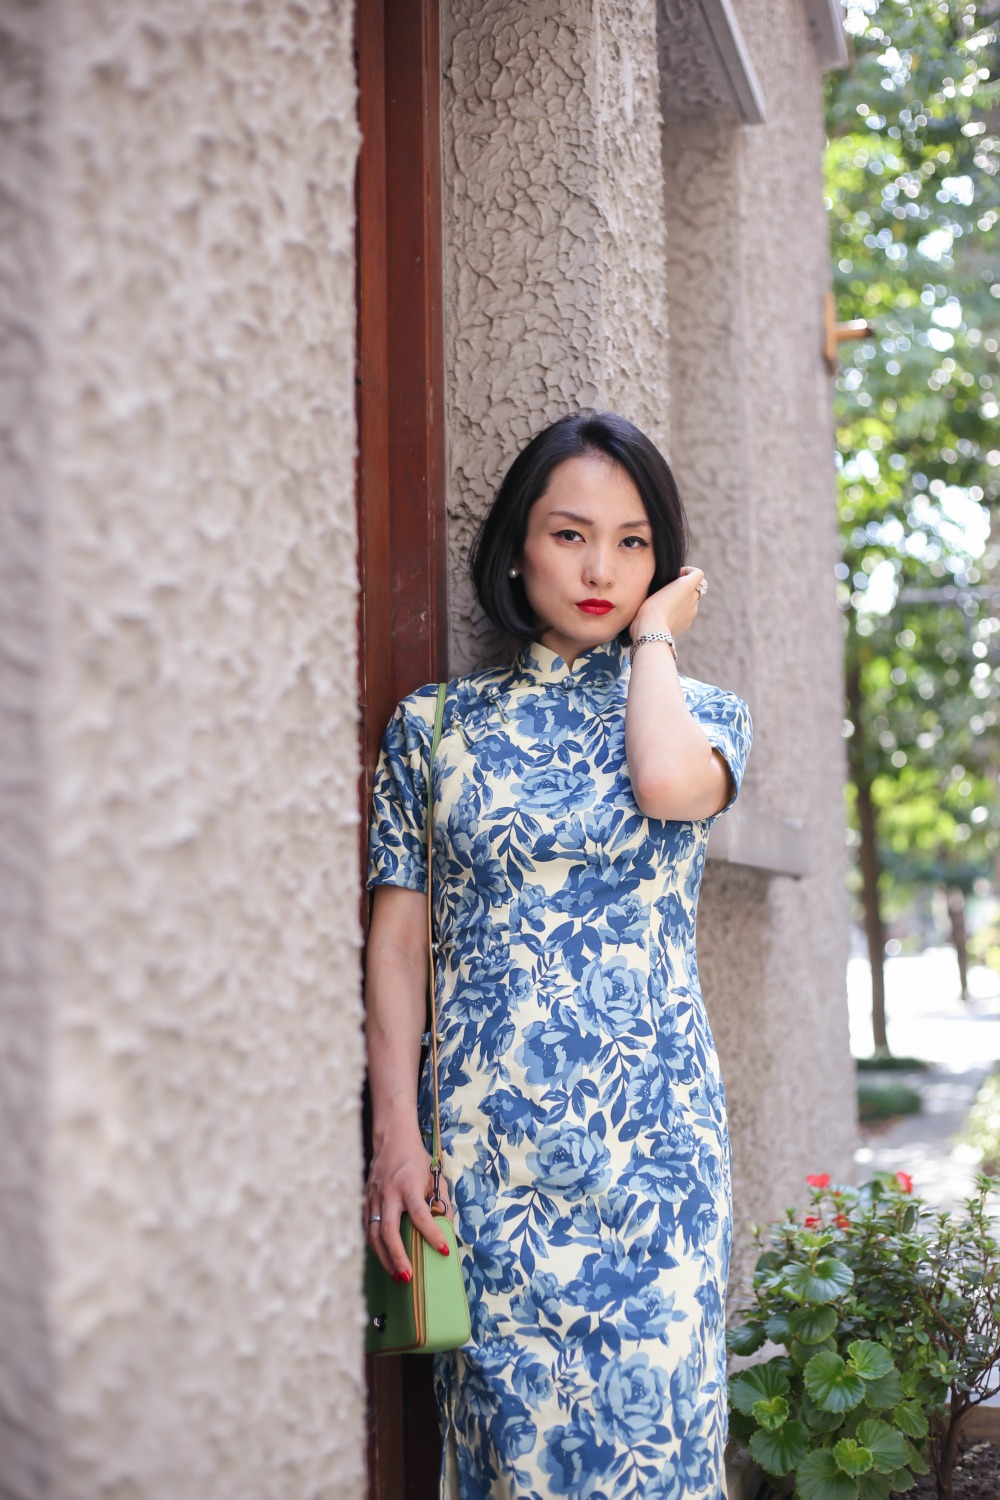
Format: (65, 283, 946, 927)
(392, 1272, 403, 1283)
(401, 1269, 412, 1284)
(438, 1243, 450, 1257)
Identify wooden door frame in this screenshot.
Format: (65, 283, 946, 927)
(356, 0, 448, 814)
(355, 1, 448, 1495)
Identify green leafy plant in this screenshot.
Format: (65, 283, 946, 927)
(855, 1058, 929, 1075)
(856, 1079, 922, 1123)
(728, 1172, 1000, 1500)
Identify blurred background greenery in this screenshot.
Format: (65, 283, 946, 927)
(825, 0, 1000, 1062)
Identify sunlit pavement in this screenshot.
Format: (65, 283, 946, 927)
(848, 949, 1000, 1212)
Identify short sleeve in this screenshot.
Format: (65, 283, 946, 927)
(366, 693, 435, 893)
(685, 680, 753, 818)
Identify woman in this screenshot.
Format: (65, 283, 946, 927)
(365, 412, 752, 1500)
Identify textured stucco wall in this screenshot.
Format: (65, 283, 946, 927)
(441, 0, 855, 1298)
(442, 0, 670, 671)
(661, 0, 855, 1292)
(1, 7, 57, 1496)
(1, 3, 366, 1496)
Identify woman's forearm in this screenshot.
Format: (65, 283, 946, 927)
(622, 572, 731, 821)
(365, 884, 452, 1271)
(625, 632, 731, 822)
(365, 885, 429, 1149)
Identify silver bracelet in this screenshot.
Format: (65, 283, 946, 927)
(629, 630, 677, 665)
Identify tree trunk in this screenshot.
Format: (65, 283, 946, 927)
(856, 778, 889, 1052)
(845, 656, 889, 1054)
(936, 1404, 967, 1500)
(946, 886, 970, 1001)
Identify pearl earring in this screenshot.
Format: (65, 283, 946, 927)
(508, 567, 519, 579)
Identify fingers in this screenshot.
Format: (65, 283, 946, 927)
(677, 568, 708, 622)
(639, 568, 706, 639)
(366, 1168, 452, 1281)
(373, 1197, 413, 1281)
(365, 1197, 394, 1277)
(366, 1169, 415, 1279)
(408, 1191, 454, 1261)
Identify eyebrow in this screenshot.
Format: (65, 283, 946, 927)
(548, 509, 651, 529)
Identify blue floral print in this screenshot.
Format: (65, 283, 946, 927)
(527, 1125, 612, 1199)
(368, 639, 752, 1500)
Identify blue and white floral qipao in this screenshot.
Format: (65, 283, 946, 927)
(368, 639, 753, 1500)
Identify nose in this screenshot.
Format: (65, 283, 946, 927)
(583, 541, 614, 589)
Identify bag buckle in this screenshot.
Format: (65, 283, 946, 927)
(429, 1163, 447, 1217)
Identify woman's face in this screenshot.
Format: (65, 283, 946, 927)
(516, 455, 656, 666)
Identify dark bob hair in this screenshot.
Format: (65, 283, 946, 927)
(470, 411, 688, 642)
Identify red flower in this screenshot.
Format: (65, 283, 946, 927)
(804, 1215, 822, 1228)
(895, 1172, 913, 1194)
(806, 1174, 831, 1190)
(835, 1214, 851, 1229)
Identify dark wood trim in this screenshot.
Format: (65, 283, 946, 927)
(355, 0, 447, 1495)
(356, 0, 393, 827)
(356, 7, 407, 1492)
(357, 0, 448, 811)
(384, 0, 448, 694)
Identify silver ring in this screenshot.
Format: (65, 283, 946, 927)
(697, 580, 708, 596)
(368, 1213, 382, 1224)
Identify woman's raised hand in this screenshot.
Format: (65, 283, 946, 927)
(365, 1133, 453, 1281)
(631, 565, 706, 642)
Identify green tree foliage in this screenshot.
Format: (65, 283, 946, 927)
(825, 0, 1000, 1030)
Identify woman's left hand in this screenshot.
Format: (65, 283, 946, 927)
(630, 565, 706, 643)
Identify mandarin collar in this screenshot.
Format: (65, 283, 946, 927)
(510, 638, 627, 691)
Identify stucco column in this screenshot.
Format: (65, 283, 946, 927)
(1, 5, 57, 1493)
(0, 3, 366, 1496)
(660, 118, 756, 699)
(442, 0, 671, 670)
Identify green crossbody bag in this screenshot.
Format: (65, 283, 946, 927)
(365, 683, 472, 1356)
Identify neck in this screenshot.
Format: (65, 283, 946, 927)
(537, 631, 621, 670)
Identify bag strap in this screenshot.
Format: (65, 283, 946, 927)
(426, 683, 448, 1211)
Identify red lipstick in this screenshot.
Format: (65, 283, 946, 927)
(577, 599, 614, 615)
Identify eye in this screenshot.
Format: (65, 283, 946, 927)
(622, 535, 651, 549)
(553, 528, 583, 542)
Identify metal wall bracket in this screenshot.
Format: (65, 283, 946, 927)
(823, 290, 874, 372)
